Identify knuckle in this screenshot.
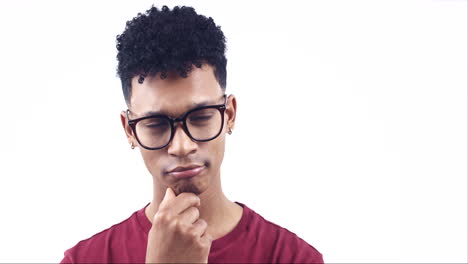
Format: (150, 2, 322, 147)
(187, 229, 198, 243)
(190, 207, 200, 217)
(180, 193, 200, 204)
(190, 220, 207, 234)
(200, 235, 212, 247)
(166, 220, 178, 232)
(187, 227, 199, 238)
(153, 212, 170, 224)
(171, 218, 181, 229)
(198, 238, 210, 250)
(174, 218, 189, 233)
(197, 219, 207, 228)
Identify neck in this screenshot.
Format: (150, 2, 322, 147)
(145, 170, 243, 240)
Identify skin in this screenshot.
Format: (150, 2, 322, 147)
(119, 64, 243, 250)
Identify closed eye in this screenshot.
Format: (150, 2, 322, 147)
(189, 115, 212, 122)
(146, 123, 168, 128)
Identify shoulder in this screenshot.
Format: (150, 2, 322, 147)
(60, 211, 139, 263)
(245, 204, 324, 263)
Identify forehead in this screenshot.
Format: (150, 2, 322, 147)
(129, 65, 223, 117)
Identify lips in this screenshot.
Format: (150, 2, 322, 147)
(167, 165, 205, 179)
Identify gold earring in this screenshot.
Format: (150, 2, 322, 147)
(130, 142, 135, 149)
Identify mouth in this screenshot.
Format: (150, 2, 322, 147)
(167, 165, 205, 179)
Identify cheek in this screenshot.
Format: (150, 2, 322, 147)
(207, 133, 226, 170)
(139, 149, 165, 178)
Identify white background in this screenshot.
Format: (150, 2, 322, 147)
(0, 0, 466, 263)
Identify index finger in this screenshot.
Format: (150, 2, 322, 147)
(160, 192, 201, 215)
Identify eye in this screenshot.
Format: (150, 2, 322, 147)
(189, 115, 213, 122)
(146, 123, 163, 128)
(140, 117, 170, 129)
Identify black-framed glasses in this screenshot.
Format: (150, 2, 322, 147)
(126, 94, 227, 150)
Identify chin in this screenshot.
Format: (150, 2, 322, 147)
(172, 174, 209, 196)
(174, 183, 202, 195)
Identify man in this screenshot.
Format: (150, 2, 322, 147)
(61, 5, 323, 263)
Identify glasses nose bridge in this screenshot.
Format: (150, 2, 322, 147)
(170, 116, 190, 137)
(168, 115, 197, 155)
(172, 115, 185, 124)
(171, 115, 187, 128)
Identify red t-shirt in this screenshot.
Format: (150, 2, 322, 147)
(60, 202, 323, 263)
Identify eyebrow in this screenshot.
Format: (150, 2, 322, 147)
(140, 100, 219, 118)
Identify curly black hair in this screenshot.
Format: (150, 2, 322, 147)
(116, 5, 227, 106)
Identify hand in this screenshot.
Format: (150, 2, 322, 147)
(145, 187, 213, 263)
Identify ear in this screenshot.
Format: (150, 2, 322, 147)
(225, 94, 237, 133)
(120, 110, 135, 146)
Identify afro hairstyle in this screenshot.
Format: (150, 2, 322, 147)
(116, 5, 227, 106)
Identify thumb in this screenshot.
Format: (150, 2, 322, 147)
(161, 187, 175, 205)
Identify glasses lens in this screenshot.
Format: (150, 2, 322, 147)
(187, 108, 223, 140)
(135, 117, 171, 148)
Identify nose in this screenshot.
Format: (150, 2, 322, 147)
(167, 122, 197, 157)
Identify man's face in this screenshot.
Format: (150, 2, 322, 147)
(120, 64, 236, 196)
